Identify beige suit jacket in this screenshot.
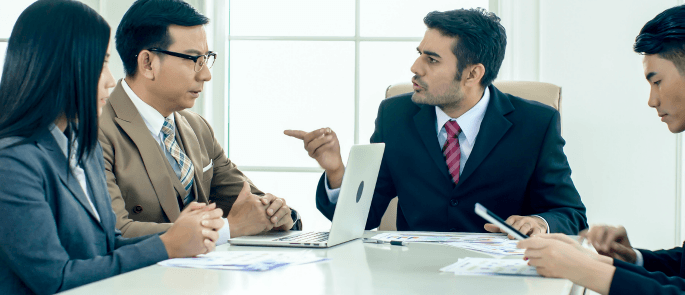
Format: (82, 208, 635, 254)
(98, 81, 263, 238)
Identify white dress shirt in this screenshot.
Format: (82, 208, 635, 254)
(324, 88, 550, 232)
(122, 80, 231, 244)
(50, 124, 101, 222)
(634, 249, 645, 266)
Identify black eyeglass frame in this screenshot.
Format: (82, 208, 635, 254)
(146, 48, 217, 72)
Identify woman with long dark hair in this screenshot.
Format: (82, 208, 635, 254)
(0, 1, 224, 294)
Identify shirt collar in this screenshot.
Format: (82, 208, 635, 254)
(49, 123, 79, 169)
(435, 87, 491, 143)
(49, 123, 69, 157)
(121, 79, 174, 137)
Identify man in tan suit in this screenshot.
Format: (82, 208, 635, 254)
(99, 0, 298, 242)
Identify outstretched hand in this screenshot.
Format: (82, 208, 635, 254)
(284, 128, 344, 188)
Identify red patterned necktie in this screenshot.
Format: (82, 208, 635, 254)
(443, 120, 462, 184)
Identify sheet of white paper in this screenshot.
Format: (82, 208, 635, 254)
(158, 251, 329, 271)
(440, 257, 540, 277)
(443, 240, 524, 257)
(369, 233, 524, 257)
(370, 233, 508, 243)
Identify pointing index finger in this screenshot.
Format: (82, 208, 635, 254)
(284, 129, 307, 140)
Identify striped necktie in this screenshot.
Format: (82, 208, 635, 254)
(161, 118, 195, 206)
(442, 120, 462, 185)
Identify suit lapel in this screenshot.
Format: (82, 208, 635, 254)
(174, 113, 205, 202)
(109, 82, 181, 221)
(413, 104, 451, 181)
(36, 130, 104, 229)
(456, 85, 514, 187)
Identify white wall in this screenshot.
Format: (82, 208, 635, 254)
(511, 0, 680, 250)
(541, 0, 681, 250)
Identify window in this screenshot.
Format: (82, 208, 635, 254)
(0, 1, 35, 79)
(225, 0, 490, 231)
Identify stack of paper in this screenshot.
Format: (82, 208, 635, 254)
(158, 251, 329, 271)
(440, 257, 540, 277)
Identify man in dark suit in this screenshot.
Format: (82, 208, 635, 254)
(286, 8, 587, 236)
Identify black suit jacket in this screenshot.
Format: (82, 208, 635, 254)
(316, 85, 587, 234)
(642, 245, 685, 277)
(610, 245, 685, 294)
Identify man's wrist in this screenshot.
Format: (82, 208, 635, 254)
(530, 215, 549, 233)
(227, 216, 243, 238)
(326, 165, 345, 189)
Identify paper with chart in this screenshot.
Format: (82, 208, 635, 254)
(368, 233, 524, 257)
(158, 251, 329, 271)
(442, 238, 524, 257)
(440, 257, 540, 277)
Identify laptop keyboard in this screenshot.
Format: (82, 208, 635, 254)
(274, 232, 329, 243)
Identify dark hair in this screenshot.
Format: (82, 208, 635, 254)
(116, 0, 209, 77)
(424, 8, 507, 87)
(634, 5, 685, 74)
(0, 0, 110, 165)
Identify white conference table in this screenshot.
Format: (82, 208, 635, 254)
(61, 231, 581, 295)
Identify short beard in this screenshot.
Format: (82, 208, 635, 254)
(411, 79, 465, 113)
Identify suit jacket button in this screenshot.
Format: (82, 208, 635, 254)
(450, 199, 458, 207)
(133, 205, 143, 214)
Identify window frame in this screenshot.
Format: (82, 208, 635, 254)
(218, 0, 495, 173)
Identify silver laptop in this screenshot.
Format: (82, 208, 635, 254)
(229, 143, 385, 248)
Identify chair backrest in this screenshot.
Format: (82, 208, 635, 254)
(378, 81, 562, 231)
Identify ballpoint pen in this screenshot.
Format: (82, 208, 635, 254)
(362, 238, 407, 246)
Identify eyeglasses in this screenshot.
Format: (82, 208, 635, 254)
(147, 48, 217, 72)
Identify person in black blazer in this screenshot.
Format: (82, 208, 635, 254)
(286, 8, 587, 236)
(518, 5, 685, 295)
(0, 2, 224, 294)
